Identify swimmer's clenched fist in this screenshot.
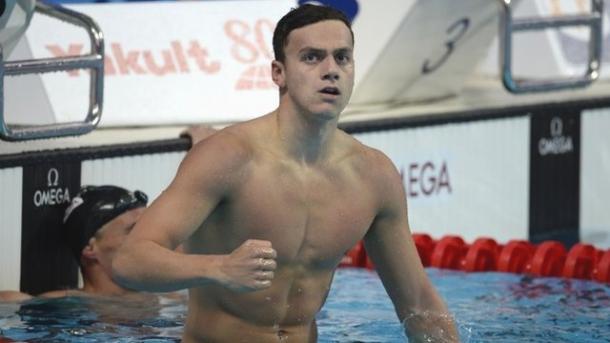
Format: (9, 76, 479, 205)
(217, 239, 277, 292)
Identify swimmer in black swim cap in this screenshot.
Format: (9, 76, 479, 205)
(1, 185, 149, 301)
(64, 185, 148, 261)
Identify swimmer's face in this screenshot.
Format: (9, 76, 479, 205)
(272, 20, 354, 119)
(89, 207, 145, 273)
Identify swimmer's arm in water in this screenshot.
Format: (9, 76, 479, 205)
(0, 290, 33, 302)
(0, 289, 84, 302)
(362, 152, 459, 343)
(112, 131, 277, 293)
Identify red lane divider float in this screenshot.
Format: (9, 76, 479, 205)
(462, 237, 500, 272)
(430, 235, 466, 270)
(593, 250, 610, 283)
(413, 233, 435, 267)
(497, 240, 534, 274)
(530, 241, 566, 277)
(339, 234, 610, 284)
(339, 240, 366, 268)
(563, 243, 596, 279)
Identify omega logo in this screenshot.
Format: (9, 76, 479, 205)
(33, 168, 71, 207)
(550, 117, 563, 137)
(538, 116, 574, 156)
(401, 160, 452, 198)
(47, 168, 59, 187)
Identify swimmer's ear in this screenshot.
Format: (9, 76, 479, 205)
(81, 239, 97, 260)
(271, 60, 286, 89)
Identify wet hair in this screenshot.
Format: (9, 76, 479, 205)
(63, 185, 148, 260)
(273, 4, 353, 63)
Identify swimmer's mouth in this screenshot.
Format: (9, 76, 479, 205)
(320, 87, 340, 95)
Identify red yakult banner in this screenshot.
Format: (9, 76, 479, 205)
(7, 0, 504, 126)
(19, 1, 295, 126)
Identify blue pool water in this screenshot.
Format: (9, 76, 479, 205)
(1, 268, 609, 342)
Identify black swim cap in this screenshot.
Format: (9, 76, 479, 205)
(64, 185, 148, 260)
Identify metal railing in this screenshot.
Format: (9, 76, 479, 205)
(498, 0, 603, 93)
(0, 1, 104, 141)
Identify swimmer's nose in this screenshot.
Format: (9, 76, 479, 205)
(321, 56, 340, 82)
(323, 71, 340, 82)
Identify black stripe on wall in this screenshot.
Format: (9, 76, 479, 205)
(21, 162, 81, 295)
(529, 110, 580, 247)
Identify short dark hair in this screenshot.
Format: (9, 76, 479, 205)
(273, 4, 353, 63)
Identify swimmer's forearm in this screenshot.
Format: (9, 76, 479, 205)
(401, 303, 459, 343)
(397, 287, 459, 342)
(112, 240, 224, 292)
(403, 314, 459, 343)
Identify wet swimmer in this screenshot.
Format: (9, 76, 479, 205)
(112, 4, 458, 342)
(0, 185, 148, 301)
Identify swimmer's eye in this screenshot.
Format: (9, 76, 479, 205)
(302, 51, 323, 64)
(335, 52, 351, 65)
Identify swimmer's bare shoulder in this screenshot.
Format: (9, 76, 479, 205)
(183, 125, 254, 179)
(130, 125, 254, 248)
(113, 116, 278, 293)
(181, 114, 277, 184)
(337, 130, 402, 193)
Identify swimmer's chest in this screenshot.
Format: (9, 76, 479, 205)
(221, 162, 377, 265)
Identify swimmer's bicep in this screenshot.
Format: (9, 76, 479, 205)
(363, 156, 429, 305)
(129, 184, 212, 249)
(368, 150, 411, 233)
(130, 133, 249, 247)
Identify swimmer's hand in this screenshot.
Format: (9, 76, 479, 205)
(218, 239, 277, 292)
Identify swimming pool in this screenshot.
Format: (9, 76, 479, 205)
(1, 268, 608, 342)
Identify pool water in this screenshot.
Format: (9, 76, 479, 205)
(1, 268, 609, 342)
(322, 268, 610, 342)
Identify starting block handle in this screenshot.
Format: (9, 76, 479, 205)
(497, 0, 603, 94)
(0, 1, 104, 141)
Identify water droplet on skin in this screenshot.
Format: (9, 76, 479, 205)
(273, 323, 280, 330)
(265, 296, 271, 301)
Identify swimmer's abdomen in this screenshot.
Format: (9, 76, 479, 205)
(189, 267, 334, 327)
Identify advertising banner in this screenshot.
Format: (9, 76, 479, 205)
(581, 108, 610, 249)
(529, 110, 580, 246)
(6, 0, 502, 126)
(19, 0, 295, 126)
(354, 117, 530, 243)
(21, 162, 81, 294)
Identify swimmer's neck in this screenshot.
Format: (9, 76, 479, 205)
(272, 107, 340, 165)
(81, 264, 133, 296)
